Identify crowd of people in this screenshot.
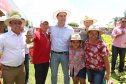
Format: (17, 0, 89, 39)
(0, 9, 126, 84)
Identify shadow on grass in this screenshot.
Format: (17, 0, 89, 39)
(111, 72, 120, 81)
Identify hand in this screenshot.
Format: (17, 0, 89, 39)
(26, 30, 34, 40)
(121, 31, 125, 35)
(116, 31, 125, 38)
(103, 73, 110, 81)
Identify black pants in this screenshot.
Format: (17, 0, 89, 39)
(34, 62, 49, 84)
(24, 54, 29, 83)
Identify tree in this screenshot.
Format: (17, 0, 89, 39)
(68, 22, 79, 27)
(124, 10, 126, 17)
(26, 20, 30, 27)
(8, 10, 21, 17)
(113, 16, 120, 27)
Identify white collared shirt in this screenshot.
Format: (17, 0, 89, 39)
(0, 30, 26, 67)
(49, 23, 74, 52)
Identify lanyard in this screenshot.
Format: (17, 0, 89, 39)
(42, 32, 50, 44)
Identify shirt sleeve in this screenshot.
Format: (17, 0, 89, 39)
(0, 35, 4, 53)
(100, 41, 109, 56)
(111, 27, 118, 39)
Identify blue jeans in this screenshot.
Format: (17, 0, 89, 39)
(24, 54, 29, 83)
(50, 51, 69, 84)
(86, 68, 105, 84)
(111, 45, 126, 72)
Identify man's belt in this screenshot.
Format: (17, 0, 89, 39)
(51, 50, 68, 54)
(3, 63, 23, 68)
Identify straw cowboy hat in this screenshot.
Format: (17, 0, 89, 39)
(53, 10, 71, 20)
(84, 25, 104, 35)
(80, 16, 97, 24)
(69, 34, 83, 41)
(4, 15, 26, 27)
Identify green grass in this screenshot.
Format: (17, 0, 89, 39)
(28, 64, 121, 84)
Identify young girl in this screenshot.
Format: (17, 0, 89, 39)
(69, 34, 86, 84)
(84, 25, 110, 84)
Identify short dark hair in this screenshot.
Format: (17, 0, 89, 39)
(57, 12, 67, 17)
(120, 17, 126, 21)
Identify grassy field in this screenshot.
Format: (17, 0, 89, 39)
(0, 63, 123, 84)
(28, 64, 122, 84)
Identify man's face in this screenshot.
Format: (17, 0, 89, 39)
(40, 21, 49, 32)
(9, 20, 22, 34)
(120, 18, 126, 27)
(84, 20, 93, 29)
(56, 12, 67, 24)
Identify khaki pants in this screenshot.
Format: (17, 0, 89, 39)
(2, 63, 25, 84)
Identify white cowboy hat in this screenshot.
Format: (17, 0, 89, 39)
(53, 10, 71, 20)
(4, 15, 26, 27)
(84, 25, 104, 35)
(80, 16, 97, 24)
(68, 34, 83, 41)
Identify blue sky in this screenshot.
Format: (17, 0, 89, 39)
(12, 0, 126, 27)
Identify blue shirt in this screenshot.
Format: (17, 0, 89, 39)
(49, 23, 74, 52)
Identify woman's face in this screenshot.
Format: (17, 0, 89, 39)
(71, 40, 81, 49)
(88, 30, 99, 41)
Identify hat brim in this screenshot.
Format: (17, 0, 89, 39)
(84, 30, 103, 35)
(53, 10, 71, 20)
(68, 39, 84, 41)
(4, 18, 26, 27)
(80, 19, 97, 24)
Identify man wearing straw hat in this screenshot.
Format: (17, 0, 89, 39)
(0, 15, 26, 84)
(49, 10, 74, 84)
(79, 16, 98, 47)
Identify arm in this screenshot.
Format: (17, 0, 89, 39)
(111, 27, 125, 39)
(115, 31, 125, 38)
(29, 45, 33, 49)
(103, 55, 110, 81)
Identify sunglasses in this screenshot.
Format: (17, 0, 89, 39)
(121, 21, 126, 23)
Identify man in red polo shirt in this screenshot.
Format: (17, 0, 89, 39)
(26, 20, 51, 84)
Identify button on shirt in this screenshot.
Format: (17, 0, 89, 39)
(0, 30, 26, 67)
(111, 26, 126, 48)
(49, 23, 74, 52)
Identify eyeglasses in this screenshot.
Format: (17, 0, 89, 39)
(121, 21, 126, 23)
